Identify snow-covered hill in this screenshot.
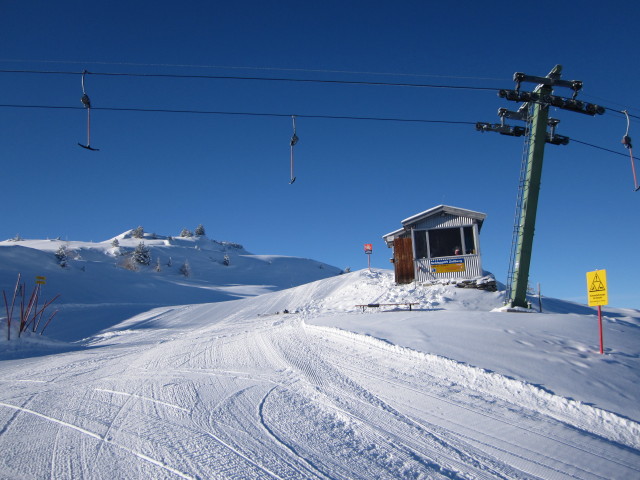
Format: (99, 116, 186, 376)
(1, 232, 343, 301)
(1, 240, 640, 478)
(0, 232, 342, 341)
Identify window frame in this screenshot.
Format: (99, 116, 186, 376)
(412, 224, 479, 260)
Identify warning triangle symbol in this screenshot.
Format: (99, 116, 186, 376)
(589, 273, 606, 292)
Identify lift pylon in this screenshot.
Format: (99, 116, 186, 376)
(477, 65, 605, 308)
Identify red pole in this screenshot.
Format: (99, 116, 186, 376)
(598, 305, 604, 354)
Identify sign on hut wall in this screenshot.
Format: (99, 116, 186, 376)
(431, 257, 466, 274)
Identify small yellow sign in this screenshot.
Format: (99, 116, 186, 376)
(431, 257, 466, 274)
(35, 276, 46, 285)
(433, 262, 466, 274)
(586, 269, 608, 306)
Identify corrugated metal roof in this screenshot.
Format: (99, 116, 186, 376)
(382, 205, 487, 246)
(401, 205, 486, 227)
(381, 227, 407, 246)
(382, 227, 405, 239)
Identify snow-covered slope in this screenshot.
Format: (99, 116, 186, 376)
(1, 265, 639, 479)
(0, 233, 342, 301)
(0, 233, 342, 341)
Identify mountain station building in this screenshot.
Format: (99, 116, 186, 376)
(382, 205, 486, 284)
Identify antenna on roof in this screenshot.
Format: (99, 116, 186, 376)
(289, 115, 298, 184)
(78, 70, 99, 151)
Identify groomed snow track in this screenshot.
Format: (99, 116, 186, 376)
(1, 303, 639, 479)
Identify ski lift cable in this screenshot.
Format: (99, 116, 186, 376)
(3, 68, 640, 117)
(571, 138, 638, 161)
(0, 68, 501, 92)
(1, 102, 637, 165)
(0, 103, 478, 124)
(4, 69, 640, 121)
(0, 58, 509, 82)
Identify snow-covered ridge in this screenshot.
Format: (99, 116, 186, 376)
(0, 230, 344, 343)
(0, 231, 343, 307)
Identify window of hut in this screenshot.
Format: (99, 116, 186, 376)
(414, 230, 429, 259)
(428, 228, 462, 258)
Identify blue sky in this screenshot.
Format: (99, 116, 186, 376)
(1, 1, 639, 308)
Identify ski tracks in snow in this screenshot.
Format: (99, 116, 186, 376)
(301, 323, 640, 479)
(1, 311, 640, 479)
(265, 321, 526, 479)
(0, 399, 196, 480)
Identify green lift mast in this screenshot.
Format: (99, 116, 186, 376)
(477, 65, 605, 308)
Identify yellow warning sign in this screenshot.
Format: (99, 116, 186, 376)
(586, 269, 608, 306)
(35, 276, 46, 285)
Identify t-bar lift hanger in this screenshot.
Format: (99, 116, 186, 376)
(622, 110, 639, 191)
(78, 70, 99, 151)
(289, 115, 298, 184)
